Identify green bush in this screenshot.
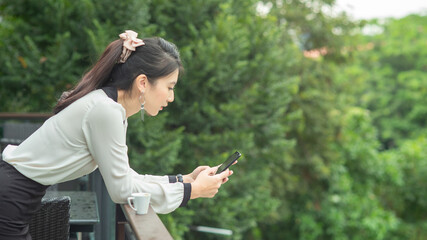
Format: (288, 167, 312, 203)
(2, 0, 427, 239)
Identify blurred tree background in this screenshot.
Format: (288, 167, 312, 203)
(1, 0, 427, 239)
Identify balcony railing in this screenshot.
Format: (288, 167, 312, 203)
(116, 204, 173, 240)
(0, 112, 53, 120)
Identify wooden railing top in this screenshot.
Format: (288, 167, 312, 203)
(0, 112, 53, 120)
(117, 204, 173, 240)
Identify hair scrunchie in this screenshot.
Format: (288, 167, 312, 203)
(118, 30, 145, 63)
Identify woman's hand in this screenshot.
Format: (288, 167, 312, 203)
(190, 167, 233, 199)
(183, 166, 209, 183)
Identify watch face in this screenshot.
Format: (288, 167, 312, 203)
(177, 174, 183, 182)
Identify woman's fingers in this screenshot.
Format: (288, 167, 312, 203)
(196, 166, 210, 172)
(191, 166, 210, 179)
(191, 168, 234, 199)
(217, 169, 230, 180)
(207, 167, 218, 176)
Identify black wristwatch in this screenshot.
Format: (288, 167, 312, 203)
(177, 174, 184, 183)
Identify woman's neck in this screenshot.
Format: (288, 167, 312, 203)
(117, 90, 140, 118)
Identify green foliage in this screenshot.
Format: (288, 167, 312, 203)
(378, 137, 427, 239)
(149, 1, 296, 238)
(127, 113, 184, 175)
(2, 0, 427, 239)
(0, 31, 82, 111)
(339, 15, 427, 148)
(336, 14, 427, 239)
(0, 0, 152, 111)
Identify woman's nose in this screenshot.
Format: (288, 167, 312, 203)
(168, 91, 174, 102)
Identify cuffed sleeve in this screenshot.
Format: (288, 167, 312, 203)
(179, 183, 192, 207)
(130, 175, 186, 213)
(168, 175, 177, 183)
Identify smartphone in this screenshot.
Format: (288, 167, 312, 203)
(216, 151, 241, 174)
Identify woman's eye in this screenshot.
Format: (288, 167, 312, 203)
(168, 88, 174, 91)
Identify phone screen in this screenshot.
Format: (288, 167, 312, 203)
(216, 151, 241, 174)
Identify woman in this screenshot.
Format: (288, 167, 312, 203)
(0, 30, 233, 239)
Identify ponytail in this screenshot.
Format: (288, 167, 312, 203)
(53, 36, 183, 114)
(53, 40, 123, 114)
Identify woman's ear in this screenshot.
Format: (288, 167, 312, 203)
(135, 74, 148, 92)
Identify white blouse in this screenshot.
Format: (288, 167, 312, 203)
(2, 89, 190, 214)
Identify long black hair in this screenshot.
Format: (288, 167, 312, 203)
(53, 36, 183, 114)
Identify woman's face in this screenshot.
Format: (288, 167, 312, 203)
(144, 69, 179, 116)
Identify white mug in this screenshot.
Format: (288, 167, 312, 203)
(127, 193, 151, 215)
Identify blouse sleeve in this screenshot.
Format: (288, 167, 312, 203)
(82, 101, 190, 214)
(128, 169, 182, 184)
(128, 168, 169, 183)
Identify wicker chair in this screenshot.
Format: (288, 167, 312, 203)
(29, 196, 71, 240)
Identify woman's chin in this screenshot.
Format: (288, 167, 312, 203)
(145, 110, 158, 117)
